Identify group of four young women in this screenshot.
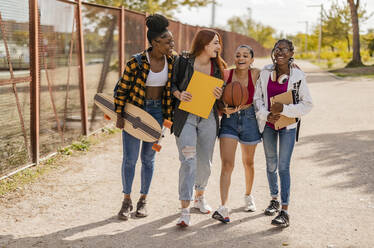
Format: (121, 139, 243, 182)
(113, 14, 313, 229)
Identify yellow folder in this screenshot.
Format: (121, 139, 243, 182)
(179, 71, 224, 119)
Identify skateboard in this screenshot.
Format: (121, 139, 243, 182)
(94, 93, 162, 142)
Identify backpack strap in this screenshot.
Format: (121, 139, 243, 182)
(133, 52, 143, 70)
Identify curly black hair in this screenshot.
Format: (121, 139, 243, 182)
(145, 14, 169, 44)
(271, 39, 294, 65)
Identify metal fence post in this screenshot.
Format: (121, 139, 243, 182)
(76, 0, 88, 135)
(144, 12, 148, 50)
(119, 6, 125, 77)
(178, 21, 182, 53)
(29, 0, 40, 164)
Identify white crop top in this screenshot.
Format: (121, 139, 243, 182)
(145, 52, 168, 87)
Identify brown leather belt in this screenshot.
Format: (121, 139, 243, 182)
(239, 103, 252, 110)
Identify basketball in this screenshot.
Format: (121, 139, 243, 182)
(222, 81, 249, 107)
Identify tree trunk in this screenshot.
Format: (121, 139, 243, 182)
(346, 35, 350, 52)
(346, 0, 363, 67)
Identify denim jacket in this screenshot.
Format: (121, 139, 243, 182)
(171, 56, 223, 137)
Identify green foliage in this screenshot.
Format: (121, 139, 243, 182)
(58, 147, 72, 155)
(227, 8, 275, 48)
(362, 30, 374, 56)
(71, 139, 91, 151)
(86, 0, 213, 16)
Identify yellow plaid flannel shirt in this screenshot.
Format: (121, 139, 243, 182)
(114, 49, 174, 121)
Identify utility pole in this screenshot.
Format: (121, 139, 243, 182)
(298, 21, 308, 53)
(211, 0, 216, 27)
(308, 4, 323, 61)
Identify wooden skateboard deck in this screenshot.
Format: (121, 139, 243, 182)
(94, 93, 161, 142)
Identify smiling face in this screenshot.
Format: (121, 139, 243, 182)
(234, 47, 254, 70)
(204, 34, 221, 58)
(274, 41, 294, 66)
(152, 31, 175, 56)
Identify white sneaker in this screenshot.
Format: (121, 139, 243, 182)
(244, 195, 256, 212)
(193, 195, 212, 214)
(212, 205, 230, 223)
(176, 208, 190, 227)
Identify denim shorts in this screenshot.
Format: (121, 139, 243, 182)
(219, 105, 261, 145)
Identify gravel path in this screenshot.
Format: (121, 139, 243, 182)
(1, 59, 373, 248)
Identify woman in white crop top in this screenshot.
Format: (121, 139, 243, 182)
(145, 51, 168, 87)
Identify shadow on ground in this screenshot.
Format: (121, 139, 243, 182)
(0, 212, 286, 248)
(298, 130, 374, 194)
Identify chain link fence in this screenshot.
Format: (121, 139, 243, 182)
(0, 0, 269, 178)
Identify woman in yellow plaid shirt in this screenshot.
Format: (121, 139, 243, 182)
(114, 14, 175, 221)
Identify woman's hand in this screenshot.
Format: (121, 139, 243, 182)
(270, 102, 283, 114)
(267, 112, 281, 124)
(224, 104, 241, 115)
(179, 91, 192, 102)
(213, 86, 223, 99)
(116, 113, 124, 129)
(290, 62, 301, 70)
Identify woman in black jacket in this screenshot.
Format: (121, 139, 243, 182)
(171, 29, 227, 227)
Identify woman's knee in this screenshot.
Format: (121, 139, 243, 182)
(221, 160, 234, 173)
(243, 159, 254, 169)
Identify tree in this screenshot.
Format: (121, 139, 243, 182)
(86, 0, 213, 16)
(227, 9, 275, 48)
(322, 2, 351, 52)
(347, 0, 363, 67)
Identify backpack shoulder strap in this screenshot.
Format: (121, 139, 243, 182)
(132, 53, 143, 70)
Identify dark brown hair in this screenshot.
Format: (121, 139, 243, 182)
(190, 29, 227, 78)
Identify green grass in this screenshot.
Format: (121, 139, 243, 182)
(0, 126, 119, 197)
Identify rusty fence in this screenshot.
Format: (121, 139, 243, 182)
(0, 0, 269, 178)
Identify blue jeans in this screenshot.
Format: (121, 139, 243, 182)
(121, 100, 163, 195)
(262, 125, 296, 205)
(175, 111, 217, 201)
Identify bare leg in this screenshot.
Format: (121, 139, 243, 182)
(240, 143, 257, 195)
(219, 138, 238, 206)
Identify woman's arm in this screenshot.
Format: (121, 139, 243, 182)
(253, 73, 270, 121)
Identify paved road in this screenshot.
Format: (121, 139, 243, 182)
(1, 59, 373, 248)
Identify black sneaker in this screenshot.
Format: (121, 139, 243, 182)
(118, 198, 133, 220)
(264, 200, 280, 216)
(135, 198, 148, 217)
(271, 210, 289, 227)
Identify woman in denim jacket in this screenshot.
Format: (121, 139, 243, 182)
(171, 29, 227, 227)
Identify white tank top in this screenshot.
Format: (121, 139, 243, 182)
(146, 52, 168, 87)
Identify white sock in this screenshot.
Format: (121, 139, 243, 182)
(281, 209, 288, 214)
(181, 208, 190, 214)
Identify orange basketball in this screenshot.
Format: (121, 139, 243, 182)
(222, 81, 249, 107)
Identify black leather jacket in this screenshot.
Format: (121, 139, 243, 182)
(171, 56, 223, 137)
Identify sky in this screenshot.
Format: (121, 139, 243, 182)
(173, 0, 374, 36)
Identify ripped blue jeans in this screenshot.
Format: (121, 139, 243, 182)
(175, 111, 217, 201)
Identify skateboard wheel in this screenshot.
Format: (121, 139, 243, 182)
(104, 114, 111, 120)
(163, 119, 173, 129)
(152, 143, 162, 152)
